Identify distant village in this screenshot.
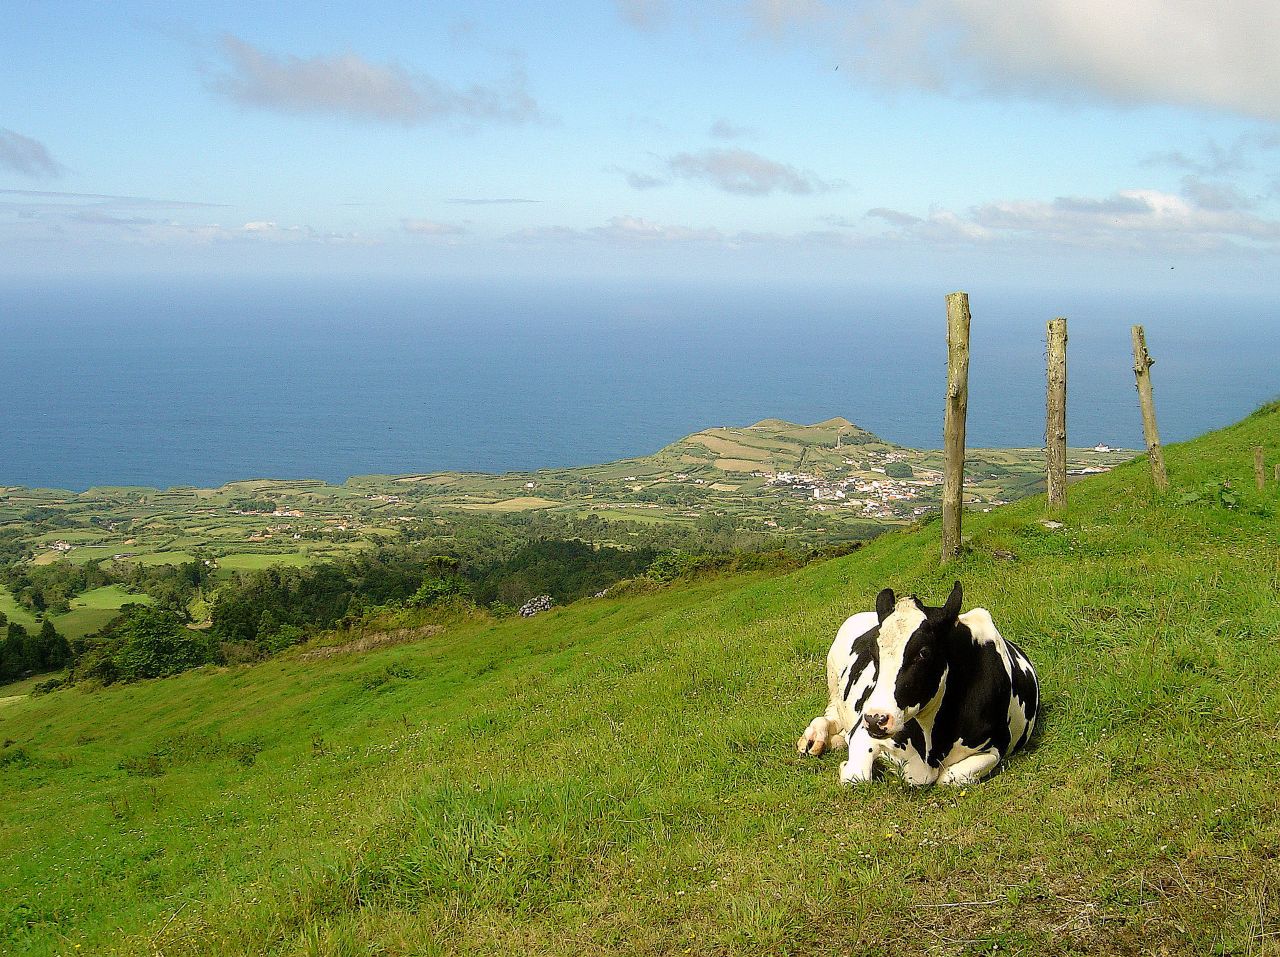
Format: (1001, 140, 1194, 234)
(766, 467, 942, 519)
(761, 443, 1123, 520)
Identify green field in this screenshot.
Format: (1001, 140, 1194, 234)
(215, 552, 321, 571)
(51, 585, 154, 639)
(0, 588, 39, 630)
(0, 406, 1275, 955)
(2, 584, 153, 642)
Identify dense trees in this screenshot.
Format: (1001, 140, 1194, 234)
(64, 606, 216, 685)
(206, 539, 658, 646)
(0, 616, 71, 682)
(0, 505, 868, 690)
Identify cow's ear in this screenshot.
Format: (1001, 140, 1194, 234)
(933, 580, 963, 624)
(876, 588, 896, 623)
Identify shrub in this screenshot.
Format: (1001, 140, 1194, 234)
(108, 608, 220, 681)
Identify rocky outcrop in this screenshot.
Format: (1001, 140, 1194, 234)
(519, 595, 554, 617)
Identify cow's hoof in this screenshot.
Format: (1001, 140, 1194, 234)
(797, 720, 830, 756)
(797, 731, 827, 757)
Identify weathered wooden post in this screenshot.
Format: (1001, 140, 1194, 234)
(1255, 447, 1266, 491)
(1130, 325, 1169, 492)
(941, 292, 971, 563)
(1045, 317, 1068, 513)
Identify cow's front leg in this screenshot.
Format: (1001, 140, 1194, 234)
(878, 738, 939, 787)
(938, 750, 1000, 786)
(797, 713, 845, 757)
(838, 723, 878, 785)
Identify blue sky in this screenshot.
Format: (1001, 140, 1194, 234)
(4, 0, 1280, 290)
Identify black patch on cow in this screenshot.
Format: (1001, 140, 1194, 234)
(1007, 640, 1040, 723)
(931, 625, 1009, 765)
(895, 625, 949, 715)
(893, 718, 927, 759)
(1006, 639, 1040, 752)
(841, 622, 880, 704)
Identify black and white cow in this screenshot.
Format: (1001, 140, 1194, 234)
(797, 582, 1039, 786)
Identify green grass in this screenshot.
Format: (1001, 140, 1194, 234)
(1, 583, 149, 647)
(0, 587, 40, 630)
(126, 551, 197, 566)
(214, 552, 321, 570)
(49, 585, 154, 640)
(1, 408, 1278, 955)
(62, 545, 121, 566)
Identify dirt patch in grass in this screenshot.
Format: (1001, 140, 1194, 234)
(296, 625, 444, 661)
(716, 458, 768, 472)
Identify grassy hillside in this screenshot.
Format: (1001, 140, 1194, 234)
(1, 406, 1277, 956)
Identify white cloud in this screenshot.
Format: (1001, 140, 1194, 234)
(0, 191, 372, 248)
(506, 215, 868, 251)
(592, 215, 723, 244)
(131, 220, 370, 246)
(709, 119, 753, 139)
(210, 36, 540, 125)
(1178, 177, 1259, 213)
(0, 129, 66, 178)
(868, 186, 1280, 252)
(746, 0, 1280, 121)
(1141, 131, 1280, 176)
(509, 215, 724, 245)
(609, 165, 668, 190)
(667, 148, 838, 195)
(402, 218, 468, 236)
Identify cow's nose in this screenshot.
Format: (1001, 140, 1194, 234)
(865, 712, 892, 737)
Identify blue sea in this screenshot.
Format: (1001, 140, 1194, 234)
(1, 277, 1275, 491)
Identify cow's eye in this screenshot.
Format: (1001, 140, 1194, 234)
(916, 645, 932, 661)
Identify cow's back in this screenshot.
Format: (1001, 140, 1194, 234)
(955, 608, 1040, 758)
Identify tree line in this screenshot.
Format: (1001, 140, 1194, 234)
(2, 507, 876, 691)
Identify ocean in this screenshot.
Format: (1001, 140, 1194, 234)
(1, 277, 1275, 491)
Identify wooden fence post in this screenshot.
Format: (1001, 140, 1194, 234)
(1130, 325, 1169, 492)
(1046, 317, 1068, 513)
(941, 292, 971, 563)
(1255, 447, 1266, 491)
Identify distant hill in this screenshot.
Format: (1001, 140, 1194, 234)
(0, 417, 1135, 573)
(657, 417, 894, 477)
(1, 404, 1275, 954)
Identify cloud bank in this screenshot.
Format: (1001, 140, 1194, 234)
(746, 0, 1280, 121)
(210, 36, 539, 125)
(0, 129, 65, 178)
(864, 182, 1280, 252)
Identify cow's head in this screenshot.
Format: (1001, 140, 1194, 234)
(861, 581, 963, 739)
